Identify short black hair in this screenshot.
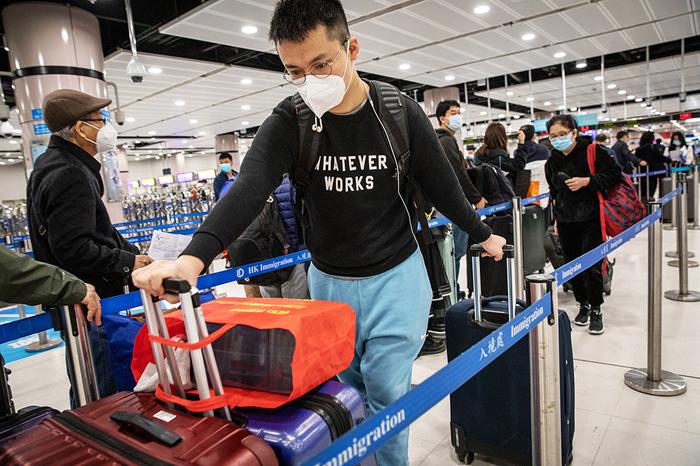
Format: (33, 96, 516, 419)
(269, 0, 350, 45)
(546, 114, 578, 132)
(616, 130, 628, 140)
(218, 152, 232, 162)
(435, 99, 460, 125)
(520, 124, 535, 141)
(595, 133, 608, 143)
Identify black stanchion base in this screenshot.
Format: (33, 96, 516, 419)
(624, 368, 687, 396)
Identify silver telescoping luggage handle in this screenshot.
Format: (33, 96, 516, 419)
(470, 244, 517, 322)
(141, 279, 231, 421)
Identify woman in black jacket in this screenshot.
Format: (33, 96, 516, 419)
(544, 115, 623, 336)
(474, 122, 526, 186)
(635, 131, 672, 200)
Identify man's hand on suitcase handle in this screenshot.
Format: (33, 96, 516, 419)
(479, 234, 507, 261)
(81, 283, 102, 326)
(131, 255, 204, 303)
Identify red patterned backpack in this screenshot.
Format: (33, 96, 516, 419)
(587, 143, 646, 238)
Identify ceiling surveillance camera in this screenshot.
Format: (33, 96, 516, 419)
(679, 92, 687, 103)
(126, 55, 147, 84)
(1, 121, 15, 138)
(114, 109, 126, 126)
(601, 104, 608, 114)
(0, 103, 10, 122)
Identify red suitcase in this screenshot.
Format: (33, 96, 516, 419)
(0, 391, 278, 466)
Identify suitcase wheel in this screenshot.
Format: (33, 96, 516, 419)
(457, 451, 475, 464)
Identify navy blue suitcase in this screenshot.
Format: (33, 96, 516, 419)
(445, 246, 575, 465)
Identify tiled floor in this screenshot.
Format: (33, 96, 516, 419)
(4, 226, 699, 465)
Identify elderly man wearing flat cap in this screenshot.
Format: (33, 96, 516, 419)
(27, 89, 153, 401)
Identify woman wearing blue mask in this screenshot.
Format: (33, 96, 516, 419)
(544, 114, 623, 336)
(667, 131, 690, 165)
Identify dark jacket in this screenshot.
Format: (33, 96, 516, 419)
(27, 136, 139, 298)
(273, 177, 301, 249)
(213, 170, 238, 201)
(515, 140, 550, 163)
(545, 137, 623, 224)
(611, 140, 642, 174)
(0, 245, 86, 305)
(635, 143, 672, 171)
(436, 128, 483, 204)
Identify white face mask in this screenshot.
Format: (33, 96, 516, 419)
(83, 121, 118, 153)
(297, 43, 352, 125)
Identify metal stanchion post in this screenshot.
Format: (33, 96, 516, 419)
(664, 170, 678, 232)
(666, 169, 695, 259)
(625, 202, 687, 395)
(635, 167, 642, 199)
(645, 165, 651, 202)
(665, 172, 700, 302)
(59, 305, 99, 406)
(526, 273, 562, 466)
(668, 172, 699, 269)
(511, 197, 525, 300)
(25, 306, 62, 353)
(689, 168, 700, 231)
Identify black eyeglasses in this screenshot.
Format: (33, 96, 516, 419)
(81, 118, 107, 125)
(283, 40, 349, 85)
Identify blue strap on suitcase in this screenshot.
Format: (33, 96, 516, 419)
(445, 245, 575, 465)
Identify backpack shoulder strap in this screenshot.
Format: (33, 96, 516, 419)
(370, 80, 411, 178)
(291, 94, 321, 238)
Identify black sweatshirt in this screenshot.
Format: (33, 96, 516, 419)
(436, 128, 483, 204)
(545, 138, 623, 224)
(182, 83, 492, 277)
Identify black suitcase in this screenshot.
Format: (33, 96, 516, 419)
(446, 245, 575, 465)
(660, 175, 695, 223)
(522, 205, 546, 274)
(466, 214, 512, 297)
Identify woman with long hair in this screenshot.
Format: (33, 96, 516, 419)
(474, 122, 526, 184)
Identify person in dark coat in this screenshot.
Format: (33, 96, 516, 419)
(259, 176, 309, 299)
(27, 89, 153, 401)
(213, 152, 238, 201)
(635, 131, 672, 200)
(514, 124, 550, 163)
(545, 114, 623, 336)
(611, 130, 646, 174)
(474, 122, 527, 185)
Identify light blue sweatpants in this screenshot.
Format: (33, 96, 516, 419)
(307, 249, 432, 466)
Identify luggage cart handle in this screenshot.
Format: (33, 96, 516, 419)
(469, 244, 517, 323)
(163, 278, 192, 294)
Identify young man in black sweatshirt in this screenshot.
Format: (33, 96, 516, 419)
(133, 2, 505, 464)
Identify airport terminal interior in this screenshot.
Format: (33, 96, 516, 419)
(0, 0, 699, 465)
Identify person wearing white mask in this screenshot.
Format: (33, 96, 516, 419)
(27, 89, 153, 403)
(131, 3, 505, 464)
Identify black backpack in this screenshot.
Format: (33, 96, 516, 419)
(291, 80, 450, 299)
(226, 195, 294, 286)
(467, 164, 515, 206)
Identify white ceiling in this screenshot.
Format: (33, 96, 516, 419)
(160, 0, 700, 87)
(474, 51, 700, 118)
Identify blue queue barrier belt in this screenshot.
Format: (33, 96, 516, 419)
(303, 293, 553, 466)
(114, 217, 166, 228)
(119, 220, 201, 237)
(126, 227, 199, 245)
(670, 166, 692, 173)
(629, 169, 668, 178)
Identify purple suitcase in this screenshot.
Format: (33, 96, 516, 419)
(0, 406, 59, 445)
(235, 380, 377, 466)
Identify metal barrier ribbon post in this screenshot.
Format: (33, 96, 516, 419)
(511, 197, 525, 300)
(664, 170, 679, 233)
(690, 167, 700, 231)
(526, 273, 562, 466)
(58, 305, 100, 406)
(24, 304, 62, 353)
(665, 173, 700, 301)
(668, 172, 697, 267)
(625, 202, 687, 395)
